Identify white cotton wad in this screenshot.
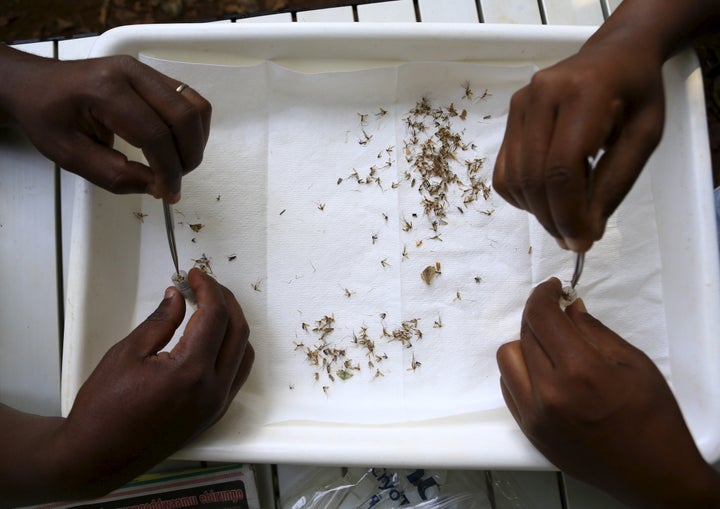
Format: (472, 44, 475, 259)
(172, 270, 197, 306)
(560, 285, 578, 309)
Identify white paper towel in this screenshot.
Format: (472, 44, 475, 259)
(129, 55, 667, 426)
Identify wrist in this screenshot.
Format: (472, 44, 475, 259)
(667, 462, 720, 509)
(583, 0, 720, 63)
(0, 44, 52, 125)
(617, 458, 720, 509)
(580, 13, 665, 69)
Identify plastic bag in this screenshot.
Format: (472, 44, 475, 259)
(280, 467, 491, 509)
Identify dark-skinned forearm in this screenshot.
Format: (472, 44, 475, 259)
(583, 0, 720, 62)
(0, 404, 72, 506)
(0, 403, 163, 506)
(0, 44, 52, 125)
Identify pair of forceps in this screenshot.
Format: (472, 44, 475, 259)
(162, 200, 180, 276)
(568, 154, 598, 289)
(571, 252, 584, 289)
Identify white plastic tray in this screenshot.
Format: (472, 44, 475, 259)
(62, 23, 720, 468)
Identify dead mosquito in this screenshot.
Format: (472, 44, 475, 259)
(133, 212, 148, 222)
(407, 354, 422, 372)
(462, 81, 473, 100)
(359, 129, 373, 146)
(193, 254, 213, 274)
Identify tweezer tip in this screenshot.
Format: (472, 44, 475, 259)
(570, 252, 585, 289)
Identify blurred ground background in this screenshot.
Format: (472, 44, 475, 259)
(1, 0, 718, 183)
(0, 0, 365, 42)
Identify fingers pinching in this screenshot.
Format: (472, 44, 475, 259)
(171, 269, 229, 363)
(125, 286, 186, 357)
(522, 278, 593, 364)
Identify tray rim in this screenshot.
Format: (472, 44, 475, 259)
(62, 22, 720, 468)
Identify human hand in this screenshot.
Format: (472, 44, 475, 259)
(492, 39, 665, 252)
(497, 278, 720, 508)
(57, 269, 252, 497)
(1, 47, 211, 202)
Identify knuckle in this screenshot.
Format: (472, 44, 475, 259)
(528, 70, 561, 97)
(197, 96, 212, 120)
(508, 88, 528, 111)
(496, 344, 511, 370)
(535, 384, 570, 419)
(174, 108, 205, 168)
(113, 54, 140, 71)
(544, 165, 572, 186)
(104, 340, 126, 360)
(514, 173, 544, 194)
(145, 122, 174, 148)
(94, 55, 136, 87)
(103, 167, 143, 195)
(491, 170, 507, 195)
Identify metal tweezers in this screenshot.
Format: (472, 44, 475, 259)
(570, 252, 584, 289)
(162, 200, 180, 276)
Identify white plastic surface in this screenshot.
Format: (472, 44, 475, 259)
(62, 23, 720, 468)
(1, 42, 61, 418)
